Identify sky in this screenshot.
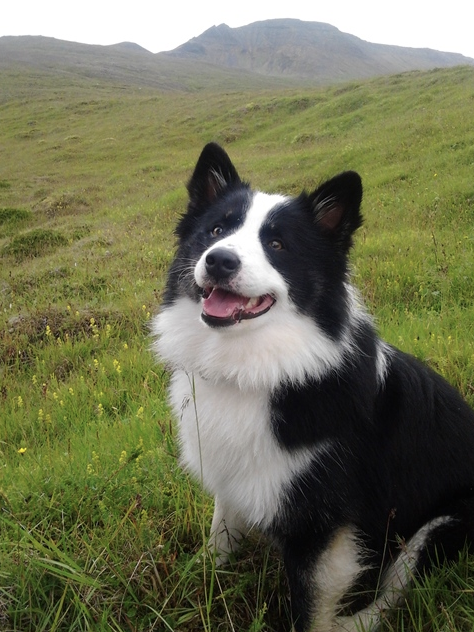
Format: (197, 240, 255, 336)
(2, 0, 474, 60)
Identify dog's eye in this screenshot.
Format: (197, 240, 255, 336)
(269, 239, 284, 251)
(211, 225, 223, 237)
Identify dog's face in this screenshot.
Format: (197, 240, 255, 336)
(194, 190, 289, 327)
(168, 143, 363, 336)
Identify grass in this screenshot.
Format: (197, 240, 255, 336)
(1, 63, 474, 630)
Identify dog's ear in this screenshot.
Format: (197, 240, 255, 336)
(309, 171, 363, 249)
(187, 143, 242, 208)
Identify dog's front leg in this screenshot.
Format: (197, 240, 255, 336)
(208, 497, 247, 565)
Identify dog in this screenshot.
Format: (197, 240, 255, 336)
(152, 142, 474, 631)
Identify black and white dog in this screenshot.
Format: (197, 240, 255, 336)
(153, 143, 474, 631)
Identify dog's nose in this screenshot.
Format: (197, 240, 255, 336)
(205, 248, 241, 280)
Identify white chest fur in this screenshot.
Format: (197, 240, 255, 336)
(169, 370, 314, 529)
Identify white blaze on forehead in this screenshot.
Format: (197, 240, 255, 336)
(195, 191, 289, 298)
(240, 191, 288, 234)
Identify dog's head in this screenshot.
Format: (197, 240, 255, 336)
(167, 143, 363, 334)
(156, 144, 367, 387)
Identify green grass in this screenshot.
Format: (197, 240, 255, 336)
(1, 64, 474, 630)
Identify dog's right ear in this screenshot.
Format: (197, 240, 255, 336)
(176, 144, 242, 240)
(187, 143, 241, 209)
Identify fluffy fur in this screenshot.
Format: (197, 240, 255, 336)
(152, 143, 474, 631)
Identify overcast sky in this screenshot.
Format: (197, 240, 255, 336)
(3, 0, 474, 60)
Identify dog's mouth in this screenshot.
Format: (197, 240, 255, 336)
(201, 287, 275, 327)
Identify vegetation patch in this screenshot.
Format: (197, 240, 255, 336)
(0, 207, 31, 225)
(34, 192, 90, 217)
(1, 228, 68, 260)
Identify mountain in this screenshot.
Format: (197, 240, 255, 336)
(0, 35, 300, 95)
(1, 20, 472, 95)
(165, 19, 474, 82)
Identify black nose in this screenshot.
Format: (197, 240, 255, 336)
(205, 248, 241, 280)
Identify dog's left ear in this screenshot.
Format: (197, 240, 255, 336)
(309, 171, 363, 249)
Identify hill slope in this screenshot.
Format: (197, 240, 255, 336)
(1, 64, 474, 632)
(166, 19, 474, 81)
(0, 35, 301, 95)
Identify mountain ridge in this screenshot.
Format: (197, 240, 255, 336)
(1, 19, 472, 93)
(165, 19, 473, 81)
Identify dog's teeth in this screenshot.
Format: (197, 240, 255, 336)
(245, 297, 259, 309)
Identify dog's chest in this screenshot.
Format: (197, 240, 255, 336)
(169, 370, 314, 528)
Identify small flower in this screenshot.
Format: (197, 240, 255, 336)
(17, 395, 23, 408)
(136, 406, 144, 419)
(119, 450, 127, 465)
(90, 317, 99, 339)
(123, 343, 128, 350)
(32, 374, 38, 385)
(45, 325, 52, 337)
(17, 447, 27, 455)
(113, 359, 121, 374)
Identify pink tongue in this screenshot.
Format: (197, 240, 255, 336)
(203, 288, 245, 318)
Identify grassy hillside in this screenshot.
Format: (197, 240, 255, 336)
(1, 65, 474, 631)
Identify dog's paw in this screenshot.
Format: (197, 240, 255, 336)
(207, 531, 241, 566)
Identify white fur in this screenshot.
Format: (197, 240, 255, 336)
(311, 526, 370, 632)
(154, 296, 350, 390)
(167, 368, 328, 530)
(209, 496, 248, 564)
